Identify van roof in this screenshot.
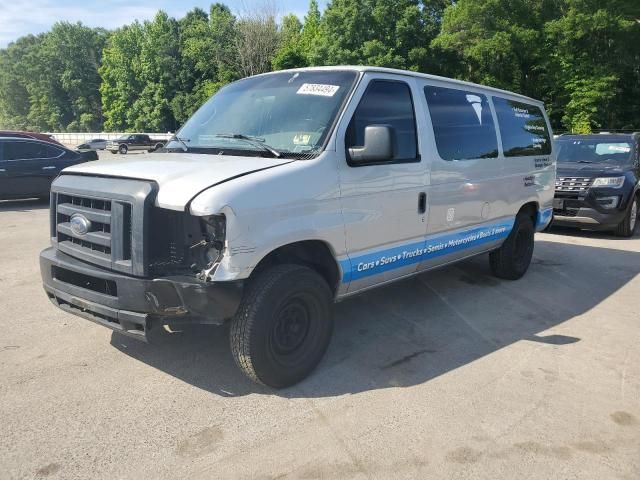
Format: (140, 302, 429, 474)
(259, 65, 542, 105)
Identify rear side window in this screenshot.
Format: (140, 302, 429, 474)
(424, 85, 498, 161)
(347, 80, 418, 162)
(4, 141, 62, 160)
(493, 98, 551, 156)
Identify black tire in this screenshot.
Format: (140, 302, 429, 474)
(490, 212, 535, 280)
(118, 144, 128, 154)
(613, 196, 638, 238)
(109, 150, 117, 154)
(230, 264, 334, 388)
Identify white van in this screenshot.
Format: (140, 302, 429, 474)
(40, 66, 555, 387)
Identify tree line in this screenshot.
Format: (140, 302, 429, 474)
(0, 0, 638, 134)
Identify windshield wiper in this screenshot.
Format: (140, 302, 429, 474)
(168, 135, 190, 152)
(214, 133, 281, 158)
(576, 160, 594, 163)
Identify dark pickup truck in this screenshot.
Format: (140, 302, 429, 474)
(107, 134, 165, 154)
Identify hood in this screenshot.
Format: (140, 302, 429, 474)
(61, 152, 293, 210)
(556, 162, 630, 177)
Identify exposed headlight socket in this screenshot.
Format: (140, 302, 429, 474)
(193, 215, 226, 281)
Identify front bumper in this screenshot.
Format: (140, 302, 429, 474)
(40, 247, 243, 341)
(552, 197, 627, 229)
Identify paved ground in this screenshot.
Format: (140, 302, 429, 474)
(1, 198, 639, 480)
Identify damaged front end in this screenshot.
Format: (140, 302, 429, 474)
(148, 208, 227, 282)
(41, 180, 243, 341)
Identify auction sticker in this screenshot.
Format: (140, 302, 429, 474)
(297, 83, 340, 97)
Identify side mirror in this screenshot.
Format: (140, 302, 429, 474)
(348, 125, 394, 164)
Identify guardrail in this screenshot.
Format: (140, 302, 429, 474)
(46, 132, 173, 148)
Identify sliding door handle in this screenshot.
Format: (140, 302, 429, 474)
(42, 166, 56, 170)
(418, 192, 427, 214)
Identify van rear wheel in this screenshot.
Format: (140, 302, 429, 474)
(230, 264, 334, 388)
(489, 212, 534, 280)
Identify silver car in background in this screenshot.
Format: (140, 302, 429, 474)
(76, 138, 107, 151)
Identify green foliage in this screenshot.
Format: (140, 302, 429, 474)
(543, 0, 640, 131)
(311, 0, 448, 70)
(99, 22, 144, 131)
(0, 23, 106, 132)
(272, 14, 307, 70)
(0, 0, 638, 133)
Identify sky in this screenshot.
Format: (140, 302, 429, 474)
(0, 0, 327, 48)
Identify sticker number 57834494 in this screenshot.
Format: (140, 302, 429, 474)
(296, 83, 340, 97)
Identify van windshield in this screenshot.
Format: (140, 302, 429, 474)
(556, 138, 634, 165)
(166, 71, 358, 158)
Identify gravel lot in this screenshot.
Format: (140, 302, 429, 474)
(1, 197, 639, 480)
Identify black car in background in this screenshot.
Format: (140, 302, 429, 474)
(552, 133, 639, 237)
(0, 130, 64, 147)
(0, 137, 98, 200)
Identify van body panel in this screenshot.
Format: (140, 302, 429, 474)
(334, 72, 430, 292)
(190, 154, 349, 284)
(339, 215, 514, 292)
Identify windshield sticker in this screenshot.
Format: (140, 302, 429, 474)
(297, 83, 340, 97)
(293, 134, 311, 145)
(607, 145, 631, 152)
(595, 143, 632, 155)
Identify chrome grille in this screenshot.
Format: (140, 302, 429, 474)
(56, 193, 114, 257)
(50, 175, 155, 276)
(555, 177, 593, 193)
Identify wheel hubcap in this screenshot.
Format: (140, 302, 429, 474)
(631, 200, 638, 231)
(272, 301, 310, 355)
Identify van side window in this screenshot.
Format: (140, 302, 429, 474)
(424, 85, 498, 161)
(346, 80, 418, 163)
(493, 98, 551, 156)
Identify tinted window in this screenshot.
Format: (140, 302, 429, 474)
(4, 141, 62, 160)
(556, 138, 634, 165)
(424, 85, 498, 160)
(493, 98, 551, 156)
(347, 80, 418, 162)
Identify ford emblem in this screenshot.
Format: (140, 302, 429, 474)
(70, 214, 92, 236)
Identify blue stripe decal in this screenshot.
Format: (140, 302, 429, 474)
(536, 207, 553, 231)
(340, 218, 515, 283)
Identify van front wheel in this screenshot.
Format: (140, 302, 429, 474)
(230, 264, 334, 388)
(489, 212, 534, 280)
